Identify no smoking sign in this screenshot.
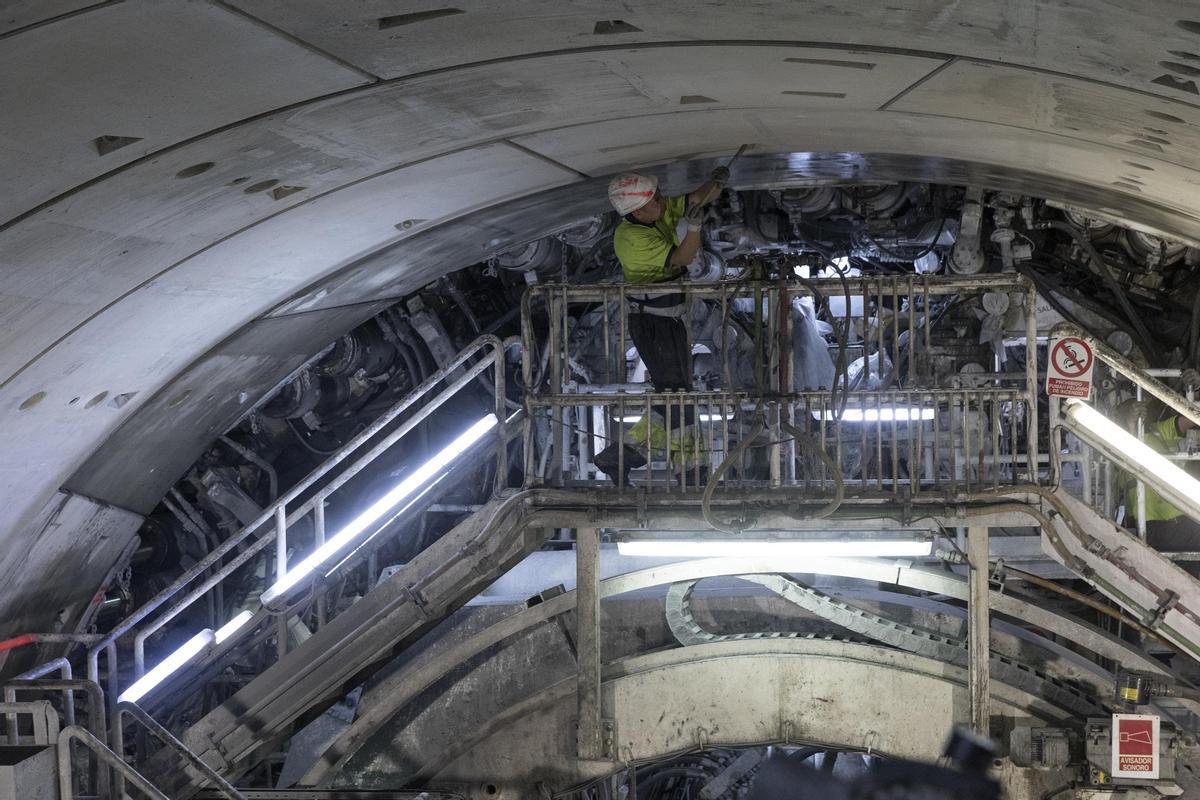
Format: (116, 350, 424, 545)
(1046, 336, 1095, 399)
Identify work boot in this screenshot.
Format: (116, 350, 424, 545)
(594, 443, 646, 487)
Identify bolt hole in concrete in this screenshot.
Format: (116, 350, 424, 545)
(18, 391, 45, 410)
(92, 134, 142, 156)
(243, 179, 279, 194)
(175, 161, 215, 178)
(594, 19, 642, 33)
(377, 8, 463, 29)
(1151, 74, 1200, 94)
(84, 391, 108, 409)
(485, 785, 498, 795)
(270, 185, 306, 200)
(1160, 59, 1200, 76)
(1145, 109, 1187, 123)
(108, 391, 137, 409)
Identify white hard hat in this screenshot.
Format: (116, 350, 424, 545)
(608, 173, 658, 215)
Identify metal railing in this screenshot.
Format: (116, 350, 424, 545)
(57, 724, 168, 800)
(115, 701, 244, 800)
(18, 335, 515, 732)
(1050, 322, 1200, 537)
(520, 275, 1040, 497)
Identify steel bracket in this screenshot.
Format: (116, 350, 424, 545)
(1147, 589, 1181, 629)
(601, 718, 617, 760)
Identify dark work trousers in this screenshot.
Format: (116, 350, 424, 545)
(628, 312, 692, 392)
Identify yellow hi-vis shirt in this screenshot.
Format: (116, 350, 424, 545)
(1127, 416, 1186, 522)
(628, 416, 705, 467)
(613, 195, 687, 283)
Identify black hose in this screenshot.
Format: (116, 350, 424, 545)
(861, 215, 949, 261)
(1034, 220, 1158, 360)
(1189, 287, 1200, 367)
(635, 767, 709, 794)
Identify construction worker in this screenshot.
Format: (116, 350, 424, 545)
(1122, 401, 1199, 556)
(594, 408, 706, 487)
(607, 167, 729, 391)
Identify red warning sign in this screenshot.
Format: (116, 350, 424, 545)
(1046, 336, 1095, 399)
(1112, 713, 1160, 779)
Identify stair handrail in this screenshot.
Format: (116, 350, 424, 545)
(58, 724, 168, 800)
(1050, 321, 1200, 429)
(1049, 321, 1200, 534)
(63, 334, 512, 691)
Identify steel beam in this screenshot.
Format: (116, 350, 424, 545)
(968, 525, 991, 735)
(575, 527, 603, 761)
(153, 494, 553, 797)
(304, 552, 1173, 786)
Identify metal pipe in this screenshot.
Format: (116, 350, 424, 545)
(1025, 281, 1039, 483)
(9, 677, 107, 794)
(967, 525, 990, 735)
(5, 678, 105, 746)
(58, 725, 169, 800)
(1136, 384, 1147, 540)
(575, 528, 602, 760)
(314, 499, 327, 628)
(14, 658, 75, 727)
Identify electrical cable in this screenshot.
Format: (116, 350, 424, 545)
(1033, 220, 1158, 360)
(860, 215, 949, 262)
(780, 420, 843, 519)
(701, 410, 765, 533)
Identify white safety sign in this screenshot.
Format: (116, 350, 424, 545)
(1112, 713, 1160, 779)
(1046, 335, 1095, 399)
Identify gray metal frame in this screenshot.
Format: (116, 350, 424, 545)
(520, 275, 1041, 496)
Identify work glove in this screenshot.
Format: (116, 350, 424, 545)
(1126, 399, 1151, 427)
(1182, 367, 1200, 388)
(710, 165, 730, 185)
(684, 202, 706, 232)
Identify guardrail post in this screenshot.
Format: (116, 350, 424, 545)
(575, 527, 603, 761)
(968, 525, 991, 735)
(1025, 280, 1040, 483)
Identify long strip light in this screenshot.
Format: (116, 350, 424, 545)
(819, 407, 935, 423)
(214, 609, 255, 644)
(261, 413, 498, 605)
(616, 539, 933, 558)
(118, 629, 214, 703)
(618, 412, 733, 424)
(1063, 399, 1200, 518)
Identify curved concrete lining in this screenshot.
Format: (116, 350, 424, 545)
(6, 0, 1200, 631)
(400, 640, 1065, 791)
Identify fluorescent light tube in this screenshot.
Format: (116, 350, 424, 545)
(616, 539, 932, 558)
(1063, 399, 1200, 518)
(261, 413, 498, 605)
(119, 629, 214, 703)
(618, 412, 733, 423)
(214, 609, 254, 644)
(819, 407, 934, 422)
